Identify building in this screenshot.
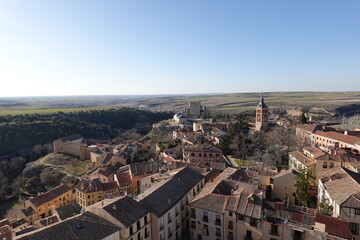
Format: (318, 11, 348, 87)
(17, 212, 120, 240)
(339, 194, 360, 239)
(24, 185, 74, 221)
(173, 113, 188, 124)
(75, 178, 122, 208)
(271, 169, 299, 204)
(289, 147, 360, 184)
(189, 101, 201, 119)
(295, 124, 321, 145)
(183, 144, 224, 164)
(255, 93, 269, 131)
(138, 167, 205, 240)
(312, 131, 360, 150)
(87, 196, 151, 240)
(53, 134, 88, 160)
(318, 166, 360, 218)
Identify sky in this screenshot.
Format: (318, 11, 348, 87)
(0, 0, 359, 97)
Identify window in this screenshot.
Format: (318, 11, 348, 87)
(191, 208, 196, 218)
(191, 220, 196, 230)
(130, 226, 134, 235)
(228, 211, 233, 217)
(215, 227, 221, 237)
(329, 162, 334, 168)
(202, 224, 209, 236)
(215, 214, 221, 226)
(137, 221, 141, 231)
(270, 224, 278, 235)
(356, 209, 360, 215)
(228, 220, 233, 230)
(350, 222, 359, 235)
(238, 214, 244, 221)
(323, 162, 328, 168)
(145, 215, 148, 224)
(137, 232, 141, 240)
(228, 231, 234, 240)
(202, 211, 208, 222)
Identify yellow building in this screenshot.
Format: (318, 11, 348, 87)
(25, 184, 74, 221)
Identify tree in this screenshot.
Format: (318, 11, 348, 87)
(318, 198, 333, 216)
(300, 112, 307, 124)
(295, 169, 314, 206)
(203, 109, 211, 120)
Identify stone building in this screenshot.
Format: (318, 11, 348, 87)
(53, 134, 88, 160)
(189, 101, 201, 119)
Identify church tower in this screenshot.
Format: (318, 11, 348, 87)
(255, 93, 268, 131)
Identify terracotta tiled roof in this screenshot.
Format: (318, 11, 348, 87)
(315, 213, 352, 239)
(184, 144, 222, 153)
(303, 146, 324, 158)
(296, 124, 319, 133)
(115, 172, 132, 184)
(29, 185, 72, 207)
(102, 181, 119, 192)
(289, 151, 316, 167)
(314, 131, 360, 145)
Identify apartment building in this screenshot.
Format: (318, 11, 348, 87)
(138, 167, 205, 240)
(24, 185, 74, 221)
(87, 196, 151, 240)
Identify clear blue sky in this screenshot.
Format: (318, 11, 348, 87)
(0, 0, 359, 96)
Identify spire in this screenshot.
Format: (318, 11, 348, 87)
(258, 92, 267, 108)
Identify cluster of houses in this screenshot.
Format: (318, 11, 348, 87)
(1, 96, 360, 240)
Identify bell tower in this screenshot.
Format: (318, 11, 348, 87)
(255, 93, 268, 131)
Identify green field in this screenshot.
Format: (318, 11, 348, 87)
(0, 91, 360, 115)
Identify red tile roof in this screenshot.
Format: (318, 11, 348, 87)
(29, 185, 72, 207)
(315, 213, 352, 239)
(314, 131, 360, 145)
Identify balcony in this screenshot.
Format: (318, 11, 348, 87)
(202, 216, 208, 223)
(215, 220, 221, 226)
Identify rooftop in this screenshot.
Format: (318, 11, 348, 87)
(102, 196, 150, 228)
(29, 185, 72, 207)
(184, 144, 222, 153)
(140, 167, 204, 217)
(55, 202, 82, 220)
(18, 212, 119, 240)
(289, 151, 316, 167)
(314, 131, 360, 145)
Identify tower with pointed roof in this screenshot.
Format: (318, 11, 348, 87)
(255, 93, 268, 131)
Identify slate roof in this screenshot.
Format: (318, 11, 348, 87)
(103, 196, 150, 228)
(140, 167, 204, 217)
(130, 161, 163, 176)
(289, 151, 315, 167)
(315, 131, 360, 145)
(55, 202, 82, 220)
(341, 194, 360, 208)
(190, 194, 228, 214)
(29, 185, 72, 207)
(228, 169, 251, 182)
(19, 212, 119, 240)
(21, 206, 36, 217)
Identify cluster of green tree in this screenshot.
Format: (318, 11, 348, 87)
(0, 108, 172, 156)
(218, 113, 296, 167)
